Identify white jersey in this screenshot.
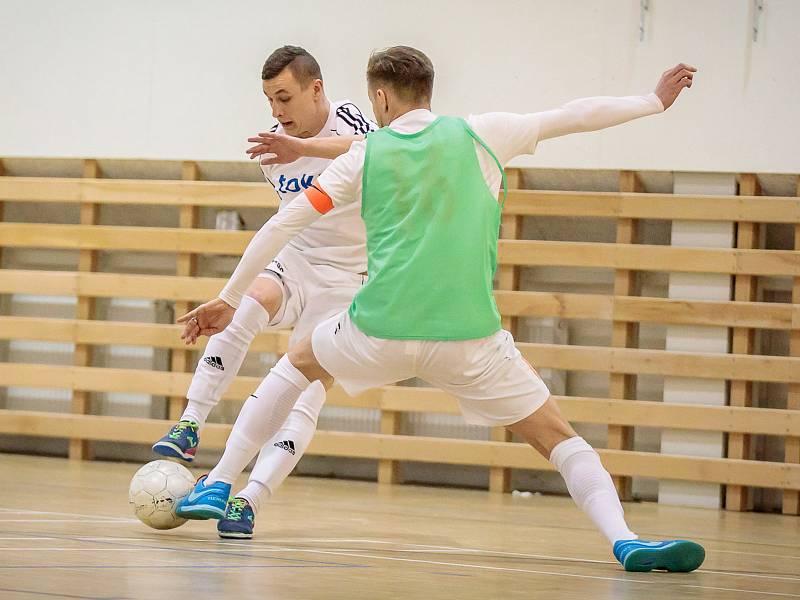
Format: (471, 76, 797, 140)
(261, 99, 375, 274)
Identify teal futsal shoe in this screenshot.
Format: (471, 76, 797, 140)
(175, 475, 231, 520)
(152, 420, 199, 463)
(217, 497, 256, 539)
(613, 539, 705, 572)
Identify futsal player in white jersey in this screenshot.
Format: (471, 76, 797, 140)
(177, 47, 705, 572)
(152, 45, 375, 539)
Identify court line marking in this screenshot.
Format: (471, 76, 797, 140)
(0, 586, 131, 600)
(0, 528, 369, 570)
(4, 509, 799, 588)
(234, 544, 800, 598)
(0, 507, 134, 522)
(2, 533, 798, 584)
(0, 519, 140, 524)
(4, 544, 797, 583)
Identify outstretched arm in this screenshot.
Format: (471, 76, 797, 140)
(247, 134, 363, 165)
(538, 63, 696, 141)
(177, 188, 332, 343)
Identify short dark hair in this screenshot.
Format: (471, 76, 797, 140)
(262, 45, 322, 87)
(366, 46, 434, 102)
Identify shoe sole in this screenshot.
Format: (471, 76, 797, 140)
(176, 504, 227, 520)
(152, 441, 195, 463)
(623, 541, 705, 572)
(218, 530, 253, 539)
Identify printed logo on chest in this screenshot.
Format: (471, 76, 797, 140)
(277, 173, 315, 194)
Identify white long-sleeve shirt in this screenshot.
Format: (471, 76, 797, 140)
(219, 93, 664, 308)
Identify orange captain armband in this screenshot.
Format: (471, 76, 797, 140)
(306, 184, 335, 214)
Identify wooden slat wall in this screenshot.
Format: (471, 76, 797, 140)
(489, 168, 523, 494)
(726, 174, 761, 511)
(785, 177, 800, 515)
(2, 166, 800, 511)
(608, 170, 642, 500)
(168, 162, 200, 421)
(69, 159, 101, 460)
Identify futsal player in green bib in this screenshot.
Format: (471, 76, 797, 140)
(177, 46, 704, 573)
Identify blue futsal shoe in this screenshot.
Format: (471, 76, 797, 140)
(613, 539, 705, 572)
(152, 420, 199, 463)
(175, 475, 231, 520)
(217, 497, 255, 539)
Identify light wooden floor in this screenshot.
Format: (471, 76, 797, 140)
(1, 454, 798, 600)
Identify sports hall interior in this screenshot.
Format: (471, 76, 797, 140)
(0, 1, 798, 599)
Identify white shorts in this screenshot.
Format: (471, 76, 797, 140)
(259, 248, 366, 346)
(312, 312, 550, 427)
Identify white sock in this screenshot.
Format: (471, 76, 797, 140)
(181, 295, 270, 428)
(207, 355, 310, 485)
(237, 380, 326, 514)
(549, 436, 638, 544)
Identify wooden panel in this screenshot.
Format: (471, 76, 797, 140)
(5, 224, 800, 276)
(1, 410, 798, 490)
(4, 320, 800, 383)
(6, 176, 800, 222)
(0, 159, 5, 271)
(0, 223, 252, 255)
(0, 270, 224, 301)
(0, 177, 279, 208)
(378, 410, 403, 485)
(0, 316, 290, 353)
(490, 168, 523, 493)
(726, 174, 761, 511)
(786, 177, 800, 515)
(503, 189, 800, 223)
(2, 271, 796, 330)
(3, 316, 799, 382)
(168, 161, 200, 421)
(3, 363, 799, 436)
(518, 343, 800, 383)
(608, 171, 642, 500)
(497, 240, 800, 276)
(69, 159, 101, 460)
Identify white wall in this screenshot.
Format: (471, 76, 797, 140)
(1, 0, 798, 172)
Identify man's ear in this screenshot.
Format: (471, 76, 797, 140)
(376, 88, 389, 113)
(312, 79, 324, 98)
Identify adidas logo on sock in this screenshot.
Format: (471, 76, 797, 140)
(274, 440, 296, 455)
(204, 356, 224, 371)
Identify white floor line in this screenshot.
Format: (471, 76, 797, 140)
(3, 510, 798, 589)
(713, 549, 800, 560)
(0, 507, 133, 522)
(0, 519, 140, 524)
(245, 545, 800, 598)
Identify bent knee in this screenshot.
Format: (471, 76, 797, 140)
(288, 339, 332, 388)
(245, 277, 283, 315)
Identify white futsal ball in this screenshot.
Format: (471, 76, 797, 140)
(129, 460, 195, 530)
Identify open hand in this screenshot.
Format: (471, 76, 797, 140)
(246, 132, 306, 165)
(177, 298, 236, 345)
(654, 63, 697, 110)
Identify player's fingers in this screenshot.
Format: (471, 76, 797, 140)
(246, 143, 268, 154)
(179, 320, 198, 339)
(260, 156, 282, 166)
(669, 63, 696, 75)
(176, 309, 197, 324)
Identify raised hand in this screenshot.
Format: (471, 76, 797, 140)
(655, 63, 697, 110)
(177, 298, 236, 345)
(246, 132, 306, 165)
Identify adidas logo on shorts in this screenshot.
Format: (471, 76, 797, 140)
(274, 440, 296, 455)
(203, 356, 224, 371)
